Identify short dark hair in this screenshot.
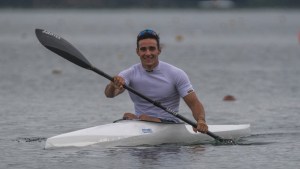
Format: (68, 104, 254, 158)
(136, 29, 160, 49)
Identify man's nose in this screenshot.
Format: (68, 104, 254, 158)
(145, 49, 151, 55)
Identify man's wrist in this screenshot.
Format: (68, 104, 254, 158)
(109, 82, 117, 89)
(197, 118, 206, 123)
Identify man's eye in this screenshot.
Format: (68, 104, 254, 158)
(149, 47, 156, 51)
(140, 47, 147, 51)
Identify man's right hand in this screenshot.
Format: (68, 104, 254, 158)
(105, 76, 125, 98)
(111, 76, 125, 89)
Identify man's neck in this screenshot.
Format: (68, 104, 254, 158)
(143, 62, 159, 72)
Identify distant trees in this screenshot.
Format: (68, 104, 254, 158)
(234, 0, 300, 8)
(0, 0, 299, 8)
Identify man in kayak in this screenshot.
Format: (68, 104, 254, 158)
(104, 29, 208, 133)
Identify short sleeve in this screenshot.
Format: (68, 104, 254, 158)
(118, 67, 133, 86)
(175, 70, 194, 97)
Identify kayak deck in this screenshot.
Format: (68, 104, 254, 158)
(45, 120, 250, 149)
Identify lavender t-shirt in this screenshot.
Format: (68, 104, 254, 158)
(119, 61, 194, 123)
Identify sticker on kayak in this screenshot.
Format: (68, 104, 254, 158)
(142, 128, 153, 134)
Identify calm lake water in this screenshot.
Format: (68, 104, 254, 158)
(1, 9, 300, 169)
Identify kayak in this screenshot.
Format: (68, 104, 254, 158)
(35, 29, 250, 148)
(45, 120, 250, 149)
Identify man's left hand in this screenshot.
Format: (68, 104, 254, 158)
(193, 120, 208, 133)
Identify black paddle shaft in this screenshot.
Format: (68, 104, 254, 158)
(35, 28, 235, 145)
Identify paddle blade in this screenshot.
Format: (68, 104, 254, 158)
(35, 29, 92, 69)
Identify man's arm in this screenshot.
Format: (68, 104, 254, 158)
(183, 92, 208, 133)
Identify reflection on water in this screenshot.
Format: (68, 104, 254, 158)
(103, 145, 205, 168)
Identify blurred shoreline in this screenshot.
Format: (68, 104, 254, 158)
(0, 0, 300, 9)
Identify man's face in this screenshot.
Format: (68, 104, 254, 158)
(136, 38, 161, 70)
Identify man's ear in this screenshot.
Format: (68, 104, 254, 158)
(158, 47, 161, 54)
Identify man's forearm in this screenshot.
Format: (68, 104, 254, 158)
(105, 83, 117, 98)
(192, 102, 206, 122)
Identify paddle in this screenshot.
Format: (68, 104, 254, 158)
(35, 28, 235, 145)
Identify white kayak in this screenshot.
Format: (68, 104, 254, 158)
(45, 120, 250, 149)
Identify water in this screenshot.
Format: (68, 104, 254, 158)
(1, 9, 300, 169)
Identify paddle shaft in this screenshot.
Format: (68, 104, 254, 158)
(90, 66, 223, 141)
